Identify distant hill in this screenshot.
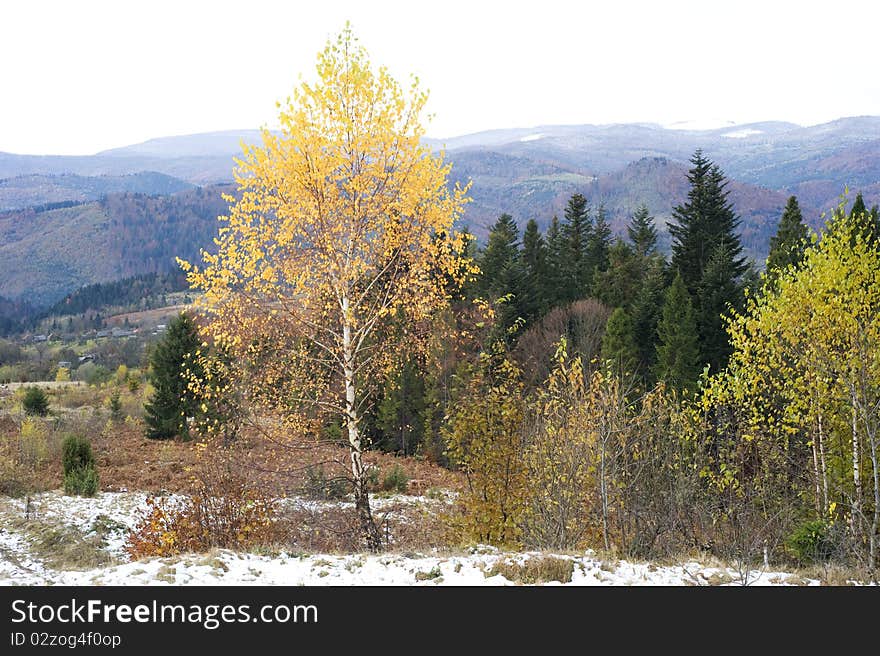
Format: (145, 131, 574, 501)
(0, 185, 231, 307)
(2, 117, 878, 200)
(0, 295, 35, 335)
(0, 117, 878, 307)
(0, 171, 193, 212)
(97, 130, 270, 159)
(44, 271, 190, 318)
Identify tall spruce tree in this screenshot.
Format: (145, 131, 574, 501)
(668, 150, 746, 369)
(630, 259, 668, 379)
(848, 192, 880, 245)
(627, 204, 659, 258)
(544, 215, 565, 308)
(478, 214, 520, 296)
(594, 240, 641, 309)
(850, 193, 867, 220)
(560, 194, 592, 301)
(766, 196, 808, 282)
(144, 312, 202, 440)
(520, 218, 548, 320)
(654, 273, 700, 392)
(587, 203, 612, 279)
(697, 241, 743, 373)
(669, 150, 747, 292)
(478, 213, 525, 336)
(376, 360, 426, 456)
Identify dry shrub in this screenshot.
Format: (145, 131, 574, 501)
(283, 503, 363, 553)
(53, 385, 97, 409)
(487, 555, 575, 584)
(280, 497, 456, 554)
(515, 299, 611, 389)
(0, 417, 58, 498)
(126, 444, 282, 558)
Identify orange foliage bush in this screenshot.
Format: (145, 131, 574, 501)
(126, 445, 281, 558)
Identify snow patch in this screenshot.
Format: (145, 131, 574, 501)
(519, 133, 545, 142)
(722, 128, 763, 139)
(0, 492, 849, 586)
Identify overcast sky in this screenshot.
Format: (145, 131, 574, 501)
(2, 0, 878, 155)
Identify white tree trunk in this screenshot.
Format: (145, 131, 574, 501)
(851, 387, 864, 558)
(817, 408, 829, 515)
(342, 294, 382, 551)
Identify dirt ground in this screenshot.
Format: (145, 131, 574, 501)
(1, 414, 463, 497)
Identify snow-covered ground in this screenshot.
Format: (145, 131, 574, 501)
(0, 492, 825, 586)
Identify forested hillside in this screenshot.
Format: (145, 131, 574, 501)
(0, 185, 230, 306)
(0, 171, 193, 212)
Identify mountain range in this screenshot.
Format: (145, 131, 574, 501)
(1, 117, 878, 308)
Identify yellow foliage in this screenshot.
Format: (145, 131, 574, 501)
(708, 201, 880, 525)
(179, 25, 474, 457)
(445, 348, 527, 547)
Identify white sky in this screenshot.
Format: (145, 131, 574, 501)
(2, 0, 878, 155)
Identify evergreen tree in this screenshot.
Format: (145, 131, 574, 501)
(560, 194, 592, 301)
(594, 240, 641, 309)
(544, 215, 566, 308)
(144, 312, 202, 440)
(669, 150, 747, 293)
(848, 192, 880, 246)
(22, 386, 49, 416)
(601, 307, 639, 377)
(457, 225, 481, 301)
(520, 218, 548, 320)
(697, 241, 743, 373)
(477, 213, 525, 338)
(668, 150, 747, 369)
(654, 273, 700, 392)
(588, 203, 612, 274)
(630, 259, 668, 378)
(627, 204, 658, 258)
(376, 360, 426, 456)
(849, 193, 867, 220)
(478, 213, 520, 298)
(766, 195, 808, 281)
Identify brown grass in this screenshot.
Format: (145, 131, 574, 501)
(3, 515, 115, 570)
(0, 414, 463, 497)
(487, 555, 575, 584)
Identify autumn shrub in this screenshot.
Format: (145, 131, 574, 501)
(0, 418, 52, 497)
(126, 447, 281, 558)
(22, 386, 49, 416)
(520, 343, 600, 551)
(0, 443, 29, 496)
(445, 351, 528, 547)
(62, 434, 98, 496)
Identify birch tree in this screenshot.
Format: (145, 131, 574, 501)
(181, 27, 472, 550)
(717, 204, 880, 572)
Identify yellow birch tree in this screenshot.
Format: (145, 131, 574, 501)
(180, 27, 472, 550)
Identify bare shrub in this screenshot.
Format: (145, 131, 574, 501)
(515, 299, 611, 389)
